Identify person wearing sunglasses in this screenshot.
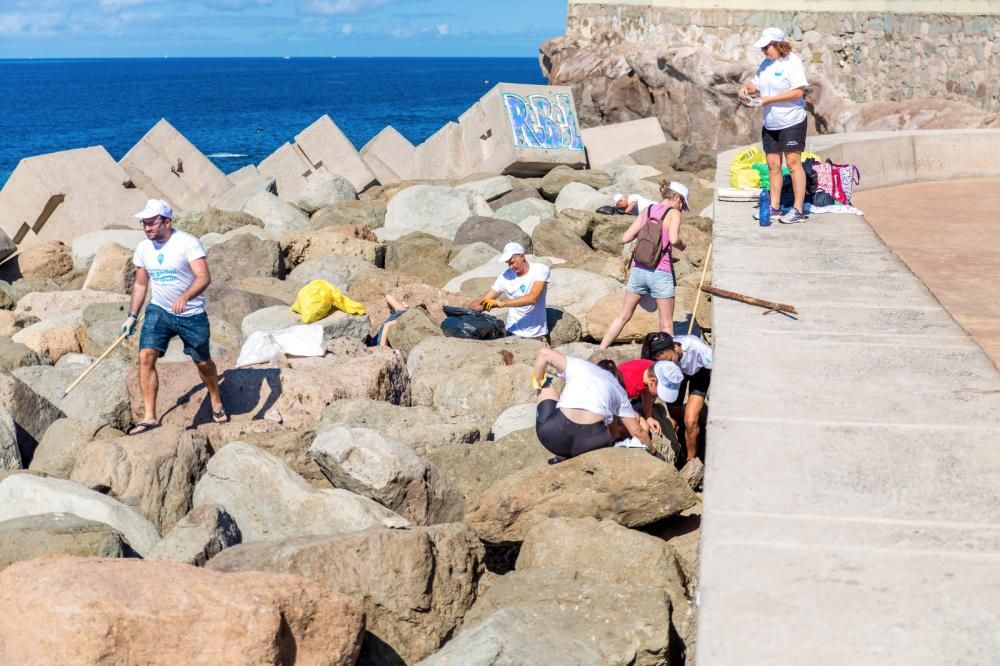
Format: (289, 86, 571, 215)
(122, 198, 226, 434)
(738, 27, 810, 224)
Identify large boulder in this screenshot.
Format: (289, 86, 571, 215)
(296, 173, 358, 214)
(146, 504, 242, 566)
(456, 175, 513, 201)
(532, 218, 595, 262)
(287, 253, 371, 291)
(547, 306, 583, 346)
(13, 356, 131, 431)
(0, 474, 161, 556)
(16, 241, 73, 280)
(310, 424, 466, 525)
(0, 406, 18, 471)
(448, 242, 498, 273)
(0, 337, 44, 372)
(173, 207, 264, 237)
(320, 398, 481, 456)
(384, 231, 459, 288)
(426, 428, 549, 506)
(13, 290, 128, 322)
(465, 448, 698, 545)
(0, 371, 65, 466)
(416, 607, 605, 665)
(82, 242, 136, 293)
(0, 311, 38, 338)
(381, 185, 493, 241)
(209, 523, 485, 664)
(585, 290, 661, 343)
(206, 234, 285, 285)
(490, 404, 536, 441)
(519, 517, 695, 653)
(236, 275, 302, 304)
(460, 567, 672, 666)
(384, 306, 442, 355)
(72, 230, 147, 271)
(408, 337, 542, 424)
(240, 305, 369, 343)
(192, 442, 409, 543)
(67, 427, 210, 533)
(203, 286, 284, 333)
(0, 513, 130, 570)
(127, 343, 409, 432)
(240, 190, 311, 232)
(279, 229, 385, 268)
(545, 268, 622, 326)
(0, 557, 364, 665)
(29, 419, 125, 480)
(208, 423, 328, 488)
(589, 217, 633, 255)
(493, 198, 557, 226)
(311, 199, 387, 230)
(540, 166, 612, 201)
(453, 216, 533, 253)
(12, 313, 85, 363)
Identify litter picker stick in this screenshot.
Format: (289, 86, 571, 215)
(62, 316, 142, 399)
(687, 242, 713, 335)
(0, 249, 21, 268)
(700, 285, 798, 315)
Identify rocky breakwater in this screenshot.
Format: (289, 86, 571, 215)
(542, 3, 1000, 149)
(0, 130, 713, 662)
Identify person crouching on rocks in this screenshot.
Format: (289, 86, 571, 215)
(532, 348, 652, 465)
(469, 242, 551, 343)
(596, 358, 662, 438)
(641, 331, 713, 463)
(598, 181, 689, 348)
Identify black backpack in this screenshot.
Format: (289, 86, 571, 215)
(631, 205, 669, 268)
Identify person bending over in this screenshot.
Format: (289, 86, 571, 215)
(469, 242, 551, 342)
(532, 348, 651, 464)
(596, 358, 662, 437)
(641, 331, 713, 463)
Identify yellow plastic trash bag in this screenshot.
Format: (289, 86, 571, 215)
(802, 150, 822, 162)
(291, 279, 366, 324)
(728, 168, 760, 189)
(729, 145, 766, 171)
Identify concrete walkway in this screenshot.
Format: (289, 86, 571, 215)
(698, 139, 1000, 665)
(853, 178, 1000, 367)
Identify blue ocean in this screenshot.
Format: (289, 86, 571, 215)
(0, 57, 546, 187)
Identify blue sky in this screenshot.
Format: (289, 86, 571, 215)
(0, 0, 568, 58)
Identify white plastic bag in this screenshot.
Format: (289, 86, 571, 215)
(236, 324, 325, 368)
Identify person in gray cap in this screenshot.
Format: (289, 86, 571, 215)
(121, 198, 226, 434)
(469, 241, 551, 341)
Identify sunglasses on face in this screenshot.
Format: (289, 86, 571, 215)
(140, 217, 164, 227)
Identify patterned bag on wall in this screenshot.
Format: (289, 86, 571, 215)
(812, 160, 861, 206)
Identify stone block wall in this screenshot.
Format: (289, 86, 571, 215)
(563, 2, 1000, 112)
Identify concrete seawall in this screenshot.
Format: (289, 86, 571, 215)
(700, 130, 1000, 664)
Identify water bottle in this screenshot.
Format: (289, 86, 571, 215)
(758, 189, 771, 227)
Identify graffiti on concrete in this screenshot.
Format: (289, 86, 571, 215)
(504, 92, 585, 151)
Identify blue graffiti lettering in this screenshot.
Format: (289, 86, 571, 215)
(503, 92, 584, 151)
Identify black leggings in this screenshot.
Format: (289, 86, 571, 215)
(535, 400, 612, 459)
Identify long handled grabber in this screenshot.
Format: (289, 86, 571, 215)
(687, 243, 713, 335)
(61, 316, 143, 400)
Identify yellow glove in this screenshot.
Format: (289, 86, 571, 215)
(532, 371, 553, 390)
(481, 298, 502, 311)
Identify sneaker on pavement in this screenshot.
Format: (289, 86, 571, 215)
(752, 206, 782, 221)
(778, 208, 808, 224)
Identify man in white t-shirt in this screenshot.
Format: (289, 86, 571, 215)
(469, 242, 551, 341)
(613, 192, 657, 216)
(121, 198, 226, 435)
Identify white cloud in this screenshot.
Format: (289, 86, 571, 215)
(340, 22, 352, 35)
(434, 23, 447, 35)
(0, 11, 63, 36)
(298, 0, 393, 17)
(98, 0, 150, 10)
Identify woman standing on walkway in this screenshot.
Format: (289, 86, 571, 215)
(598, 180, 689, 349)
(738, 27, 810, 224)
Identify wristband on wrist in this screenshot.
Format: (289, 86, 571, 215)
(127, 312, 138, 318)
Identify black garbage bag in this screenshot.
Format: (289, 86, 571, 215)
(441, 305, 508, 340)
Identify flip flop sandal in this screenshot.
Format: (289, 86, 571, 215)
(128, 422, 159, 436)
(212, 409, 230, 424)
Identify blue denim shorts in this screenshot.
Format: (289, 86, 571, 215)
(626, 266, 676, 300)
(139, 304, 212, 362)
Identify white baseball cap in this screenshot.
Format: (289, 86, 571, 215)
(752, 27, 786, 49)
(654, 360, 684, 403)
(498, 241, 526, 263)
(134, 198, 173, 220)
(668, 181, 690, 212)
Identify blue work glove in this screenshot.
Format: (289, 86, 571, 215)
(121, 315, 137, 337)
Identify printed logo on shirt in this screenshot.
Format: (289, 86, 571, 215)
(518, 285, 527, 295)
(147, 268, 178, 283)
(774, 71, 783, 77)
(157, 253, 165, 265)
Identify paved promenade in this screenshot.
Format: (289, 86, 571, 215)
(698, 134, 1000, 665)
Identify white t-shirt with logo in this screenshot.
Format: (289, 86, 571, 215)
(491, 261, 551, 338)
(132, 230, 207, 316)
(674, 334, 713, 375)
(628, 194, 657, 212)
(557, 357, 638, 425)
(753, 53, 808, 130)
